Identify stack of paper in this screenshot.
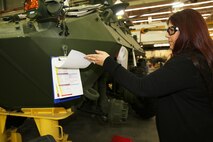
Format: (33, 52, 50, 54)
(51, 50, 91, 103)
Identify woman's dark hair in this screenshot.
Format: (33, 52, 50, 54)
(168, 9, 213, 71)
(168, 9, 213, 100)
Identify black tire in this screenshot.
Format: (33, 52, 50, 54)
(84, 88, 100, 101)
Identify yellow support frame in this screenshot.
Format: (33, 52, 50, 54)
(0, 107, 73, 142)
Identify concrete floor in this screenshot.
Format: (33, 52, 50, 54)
(18, 107, 159, 142)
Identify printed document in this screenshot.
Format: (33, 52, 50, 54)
(51, 50, 91, 100)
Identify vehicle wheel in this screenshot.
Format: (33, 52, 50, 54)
(84, 88, 99, 101)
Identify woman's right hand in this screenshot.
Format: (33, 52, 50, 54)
(85, 50, 110, 66)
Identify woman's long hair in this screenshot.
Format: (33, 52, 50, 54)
(168, 9, 213, 71)
(168, 9, 213, 100)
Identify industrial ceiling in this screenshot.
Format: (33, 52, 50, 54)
(0, 0, 212, 38)
(126, 0, 213, 25)
(125, 0, 213, 40)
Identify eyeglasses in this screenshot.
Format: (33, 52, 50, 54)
(166, 26, 179, 36)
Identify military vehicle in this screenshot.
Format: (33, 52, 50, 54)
(0, 0, 156, 124)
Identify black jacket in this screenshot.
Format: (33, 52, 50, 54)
(103, 53, 213, 142)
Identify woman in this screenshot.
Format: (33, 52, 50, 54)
(85, 9, 213, 142)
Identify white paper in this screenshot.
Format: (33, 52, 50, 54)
(51, 57, 83, 99)
(117, 46, 128, 69)
(56, 50, 91, 69)
(56, 68, 83, 98)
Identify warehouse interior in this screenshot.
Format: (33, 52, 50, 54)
(1, 0, 212, 63)
(0, 0, 213, 142)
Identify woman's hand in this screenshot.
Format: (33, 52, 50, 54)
(85, 50, 110, 66)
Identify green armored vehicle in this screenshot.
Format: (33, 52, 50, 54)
(0, 0, 156, 122)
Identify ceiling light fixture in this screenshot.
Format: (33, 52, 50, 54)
(202, 13, 211, 17)
(126, 0, 213, 12)
(129, 8, 212, 22)
(130, 10, 211, 19)
(125, 3, 174, 12)
(140, 11, 171, 17)
(129, 15, 137, 18)
(132, 17, 169, 24)
(192, 5, 213, 10)
(132, 14, 208, 24)
(183, 0, 213, 7)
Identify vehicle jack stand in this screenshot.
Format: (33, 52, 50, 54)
(0, 107, 73, 142)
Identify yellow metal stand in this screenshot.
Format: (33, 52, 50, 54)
(0, 107, 73, 142)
